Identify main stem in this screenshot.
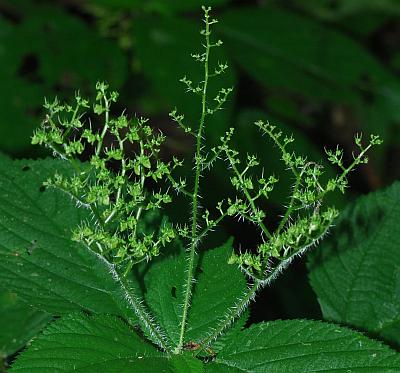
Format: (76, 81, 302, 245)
(177, 18, 211, 353)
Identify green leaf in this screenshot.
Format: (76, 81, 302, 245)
(7, 7, 127, 88)
(218, 7, 400, 152)
(308, 181, 400, 347)
(0, 289, 51, 359)
(219, 7, 396, 103)
(10, 313, 158, 372)
(207, 319, 400, 372)
(0, 157, 138, 321)
(145, 239, 247, 345)
(10, 313, 204, 372)
(170, 354, 204, 373)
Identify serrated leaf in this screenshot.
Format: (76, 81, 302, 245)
(0, 157, 138, 321)
(308, 181, 400, 347)
(10, 313, 204, 372)
(0, 289, 51, 359)
(186, 240, 248, 342)
(206, 319, 400, 372)
(145, 239, 247, 345)
(10, 313, 160, 372)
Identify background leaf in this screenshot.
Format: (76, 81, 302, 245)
(0, 157, 138, 321)
(308, 181, 400, 348)
(286, 0, 400, 20)
(90, 0, 229, 13)
(0, 290, 51, 359)
(145, 239, 247, 345)
(207, 319, 400, 372)
(219, 7, 396, 102)
(217, 7, 400, 154)
(0, 6, 127, 155)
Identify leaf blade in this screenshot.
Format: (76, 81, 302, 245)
(145, 239, 248, 345)
(209, 319, 400, 372)
(10, 313, 161, 372)
(0, 157, 137, 321)
(308, 181, 400, 347)
(0, 290, 51, 359)
(10, 313, 204, 373)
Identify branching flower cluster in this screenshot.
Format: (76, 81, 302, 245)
(32, 6, 382, 354)
(32, 82, 178, 275)
(225, 121, 382, 280)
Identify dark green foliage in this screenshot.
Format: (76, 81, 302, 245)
(0, 290, 51, 359)
(207, 320, 400, 372)
(309, 182, 400, 348)
(0, 4, 127, 154)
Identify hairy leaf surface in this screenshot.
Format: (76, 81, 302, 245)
(207, 319, 400, 372)
(309, 181, 400, 347)
(0, 157, 138, 321)
(10, 313, 155, 372)
(10, 313, 203, 372)
(145, 239, 247, 345)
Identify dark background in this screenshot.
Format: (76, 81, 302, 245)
(0, 0, 399, 327)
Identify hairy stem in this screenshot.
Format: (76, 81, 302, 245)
(166, 173, 193, 198)
(276, 171, 302, 233)
(196, 217, 333, 354)
(177, 12, 211, 353)
(94, 250, 171, 352)
(104, 132, 126, 225)
(197, 211, 228, 242)
(133, 139, 146, 239)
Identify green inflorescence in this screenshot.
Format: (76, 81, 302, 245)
(225, 120, 382, 279)
(32, 82, 178, 276)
